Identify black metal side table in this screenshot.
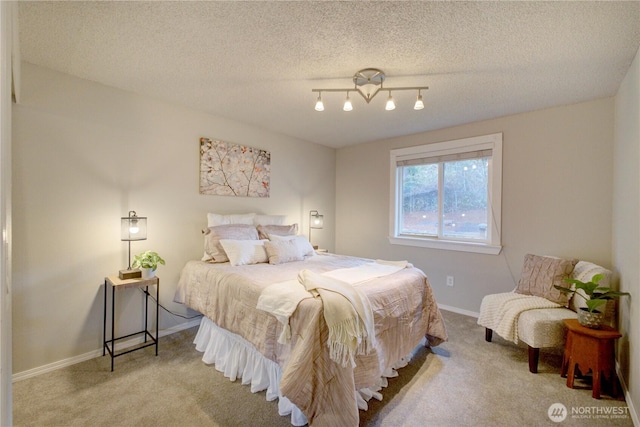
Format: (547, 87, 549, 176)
(103, 275, 159, 371)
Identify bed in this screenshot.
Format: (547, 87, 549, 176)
(173, 215, 448, 426)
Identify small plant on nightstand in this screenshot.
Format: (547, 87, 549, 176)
(132, 250, 165, 279)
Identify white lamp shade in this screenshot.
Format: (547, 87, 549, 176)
(343, 96, 353, 111)
(385, 94, 396, 111)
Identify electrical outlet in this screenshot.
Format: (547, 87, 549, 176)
(446, 275, 454, 287)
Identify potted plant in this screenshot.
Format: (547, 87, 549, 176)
(554, 274, 629, 329)
(132, 250, 166, 279)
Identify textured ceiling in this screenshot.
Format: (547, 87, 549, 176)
(17, 1, 640, 148)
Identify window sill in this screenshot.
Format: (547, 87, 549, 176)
(388, 236, 502, 255)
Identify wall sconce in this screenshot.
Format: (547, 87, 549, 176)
(120, 210, 147, 279)
(309, 210, 324, 250)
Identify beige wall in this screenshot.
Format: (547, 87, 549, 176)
(0, 3, 14, 424)
(336, 97, 614, 315)
(11, 63, 336, 374)
(613, 46, 640, 424)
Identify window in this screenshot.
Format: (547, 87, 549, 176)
(389, 133, 502, 254)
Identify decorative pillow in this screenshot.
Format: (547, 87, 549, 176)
(203, 224, 259, 263)
(254, 215, 286, 226)
(269, 234, 315, 257)
(257, 223, 298, 240)
(264, 239, 305, 265)
(219, 239, 268, 266)
(207, 212, 256, 227)
(515, 254, 579, 306)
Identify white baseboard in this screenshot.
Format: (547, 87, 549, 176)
(616, 362, 639, 426)
(12, 318, 202, 382)
(438, 303, 479, 318)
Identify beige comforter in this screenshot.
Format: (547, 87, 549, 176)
(175, 253, 447, 426)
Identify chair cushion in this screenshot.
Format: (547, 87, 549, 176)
(515, 254, 578, 306)
(518, 308, 577, 348)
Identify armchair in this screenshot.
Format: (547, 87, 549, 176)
(478, 255, 612, 373)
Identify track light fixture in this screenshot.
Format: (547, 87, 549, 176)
(312, 68, 428, 111)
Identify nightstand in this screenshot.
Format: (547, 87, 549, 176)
(103, 275, 159, 371)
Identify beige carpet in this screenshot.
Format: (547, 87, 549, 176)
(13, 310, 632, 426)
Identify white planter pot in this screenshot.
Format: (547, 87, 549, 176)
(577, 307, 604, 329)
(140, 267, 156, 279)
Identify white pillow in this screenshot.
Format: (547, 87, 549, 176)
(203, 224, 259, 263)
(207, 213, 256, 227)
(264, 239, 305, 265)
(269, 234, 315, 257)
(254, 214, 286, 226)
(219, 239, 268, 266)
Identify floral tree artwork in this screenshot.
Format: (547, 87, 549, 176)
(199, 137, 270, 197)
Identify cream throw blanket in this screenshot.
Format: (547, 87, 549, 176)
(477, 292, 561, 344)
(299, 270, 375, 368)
(257, 260, 409, 367)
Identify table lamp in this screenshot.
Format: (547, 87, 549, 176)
(119, 210, 147, 279)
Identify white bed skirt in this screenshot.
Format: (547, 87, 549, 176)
(193, 317, 413, 426)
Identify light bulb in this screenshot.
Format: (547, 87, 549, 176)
(129, 219, 139, 234)
(414, 93, 424, 110)
(385, 93, 396, 111)
(314, 94, 324, 111)
(343, 94, 353, 111)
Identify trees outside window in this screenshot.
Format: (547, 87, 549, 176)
(390, 133, 502, 255)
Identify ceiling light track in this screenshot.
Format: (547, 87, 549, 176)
(312, 68, 428, 112)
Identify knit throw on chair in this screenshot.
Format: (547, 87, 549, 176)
(477, 292, 561, 344)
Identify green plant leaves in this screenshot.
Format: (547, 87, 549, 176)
(553, 275, 630, 313)
(131, 250, 166, 270)
(585, 299, 607, 312)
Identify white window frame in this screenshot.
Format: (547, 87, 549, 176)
(389, 133, 503, 255)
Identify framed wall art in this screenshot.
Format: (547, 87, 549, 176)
(199, 137, 270, 198)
